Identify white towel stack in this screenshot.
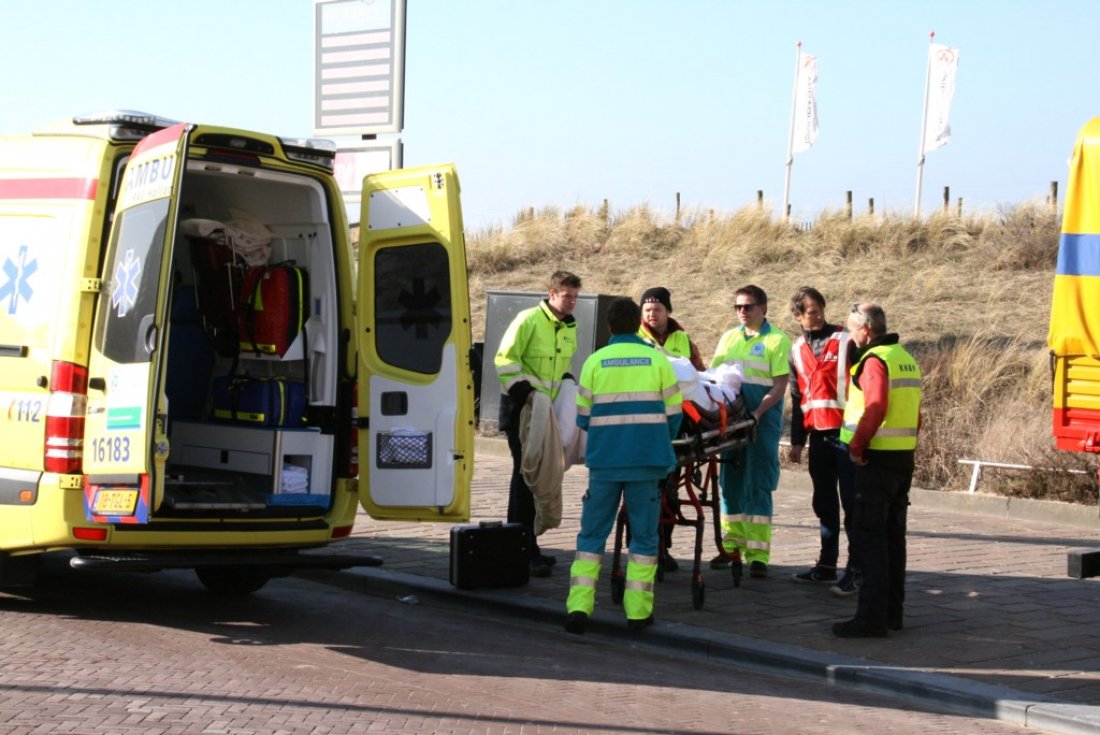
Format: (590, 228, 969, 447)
(280, 463, 309, 494)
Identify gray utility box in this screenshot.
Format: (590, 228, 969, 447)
(480, 291, 627, 433)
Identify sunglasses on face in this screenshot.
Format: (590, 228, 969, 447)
(735, 303, 758, 311)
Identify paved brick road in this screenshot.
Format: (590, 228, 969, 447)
(336, 438, 1100, 710)
(0, 559, 1030, 735)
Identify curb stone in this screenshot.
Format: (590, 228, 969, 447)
(301, 565, 1100, 735)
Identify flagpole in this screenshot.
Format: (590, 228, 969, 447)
(782, 41, 801, 223)
(914, 31, 934, 217)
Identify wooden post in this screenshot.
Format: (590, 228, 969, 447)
(1050, 180, 1059, 211)
(599, 199, 609, 224)
(757, 190, 764, 209)
(845, 190, 853, 220)
(957, 197, 963, 217)
(675, 192, 681, 225)
(943, 186, 950, 212)
(868, 197, 875, 216)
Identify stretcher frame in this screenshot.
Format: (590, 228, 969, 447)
(609, 415, 756, 610)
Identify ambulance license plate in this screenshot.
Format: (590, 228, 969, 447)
(94, 488, 138, 516)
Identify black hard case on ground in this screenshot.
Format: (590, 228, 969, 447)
(449, 521, 531, 590)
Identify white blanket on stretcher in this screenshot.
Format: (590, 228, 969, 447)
(669, 357, 743, 411)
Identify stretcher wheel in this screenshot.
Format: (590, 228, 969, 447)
(692, 579, 705, 610)
(731, 559, 742, 588)
(611, 574, 625, 605)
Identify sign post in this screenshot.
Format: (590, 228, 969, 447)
(313, 0, 407, 137)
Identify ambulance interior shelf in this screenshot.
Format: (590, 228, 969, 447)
(161, 162, 338, 516)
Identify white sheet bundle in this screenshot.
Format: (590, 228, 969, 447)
(669, 357, 743, 411)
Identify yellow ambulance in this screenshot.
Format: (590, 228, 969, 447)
(0, 111, 473, 592)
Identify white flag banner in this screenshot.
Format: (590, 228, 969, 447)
(922, 43, 959, 153)
(792, 51, 819, 153)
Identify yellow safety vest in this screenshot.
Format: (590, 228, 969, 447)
(638, 326, 692, 360)
(494, 300, 577, 400)
(839, 343, 922, 450)
(710, 321, 791, 390)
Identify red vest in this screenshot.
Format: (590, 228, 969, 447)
(791, 326, 850, 431)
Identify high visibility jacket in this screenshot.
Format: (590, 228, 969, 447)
(791, 325, 850, 432)
(639, 318, 705, 370)
(638, 325, 691, 358)
(495, 300, 577, 401)
(577, 334, 682, 474)
(711, 320, 791, 395)
(840, 342, 922, 451)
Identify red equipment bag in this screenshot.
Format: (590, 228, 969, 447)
(189, 237, 244, 356)
(238, 264, 308, 357)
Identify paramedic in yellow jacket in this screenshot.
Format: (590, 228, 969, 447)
(638, 286, 706, 370)
(494, 270, 581, 578)
(565, 297, 682, 635)
(710, 285, 792, 579)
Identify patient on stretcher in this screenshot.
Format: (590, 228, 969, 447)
(669, 358, 749, 435)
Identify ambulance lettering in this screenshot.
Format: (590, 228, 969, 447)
(3, 393, 42, 423)
(119, 153, 176, 207)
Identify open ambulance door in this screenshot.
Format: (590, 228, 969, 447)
(356, 164, 473, 522)
(83, 124, 190, 523)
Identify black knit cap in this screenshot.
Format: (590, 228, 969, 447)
(640, 286, 672, 313)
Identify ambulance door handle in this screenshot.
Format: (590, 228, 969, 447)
(138, 314, 157, 356)
(89, 378, 106, 392)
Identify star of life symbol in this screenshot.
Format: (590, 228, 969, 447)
(0, 245, 37, 315)
(111, 249, 142, 317)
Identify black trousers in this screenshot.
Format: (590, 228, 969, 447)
(850, 455, 913, 627)
(807, 430, 856, 569)
(505, 420, 541, 560)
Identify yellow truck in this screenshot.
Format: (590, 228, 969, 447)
(1050, 118, 1100, 456)
(1050, 117, 1100, 577)
(0, 111, 473, 592)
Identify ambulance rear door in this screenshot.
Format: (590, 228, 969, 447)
(356, 164, 473, 522)
(83, 124, 190, 523)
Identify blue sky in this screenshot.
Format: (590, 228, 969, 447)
(2, 1, 1098, 228)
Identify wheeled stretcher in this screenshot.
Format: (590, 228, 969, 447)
(609, 395, 756, 610)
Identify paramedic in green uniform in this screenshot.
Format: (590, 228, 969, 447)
(710, 285, 792, 578)
(565, 298, 682, 634)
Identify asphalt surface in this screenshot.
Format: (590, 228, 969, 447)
(310, 436, 1100, 735)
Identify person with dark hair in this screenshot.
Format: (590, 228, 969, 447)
(833, 302, 922, 638)
(786, 287, 859, 596)
(494, 270, 582, 578)
(565, 297, 682, 635)
(710, 285, 792, 579)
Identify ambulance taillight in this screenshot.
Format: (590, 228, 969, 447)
(44, 361, 88, 474)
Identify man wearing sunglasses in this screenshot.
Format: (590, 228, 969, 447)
(710, 285, 792, 579)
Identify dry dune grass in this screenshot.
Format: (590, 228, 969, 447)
(465, 199, 1096, 502)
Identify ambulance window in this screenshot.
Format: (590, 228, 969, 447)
(95, 200, 170, 363)
(373, 242, 452, 374)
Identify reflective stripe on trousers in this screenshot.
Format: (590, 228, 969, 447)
(624, 553, 657, 621)
(721, 514, 772, 563)
(566, 552, 601, 615)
